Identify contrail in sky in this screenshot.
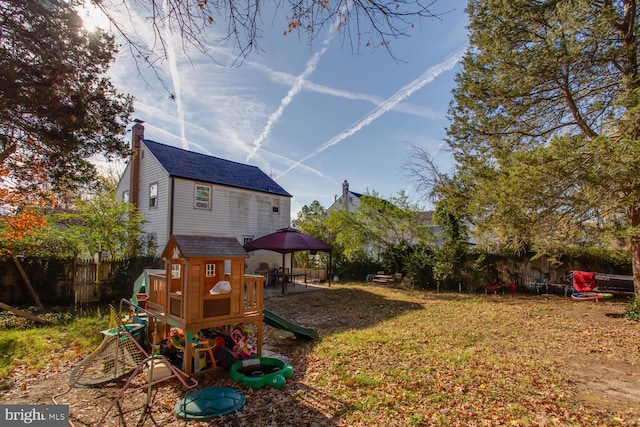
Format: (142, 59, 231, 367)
(244, 35, 332, 163)
(276, 47, 468, 178)
(163, 1, 188, 149)
(248, 61, 440, 119)
(144, 122, 213, 155)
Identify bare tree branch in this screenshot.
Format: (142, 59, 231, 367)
(92, 0, 444, 72)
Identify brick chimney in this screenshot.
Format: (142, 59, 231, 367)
(129, 122, 144, 209)
(342, 180, 349, 209)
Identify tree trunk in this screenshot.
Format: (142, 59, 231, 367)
(0, 301, 51, 325)
(13, 256, 44, 310)
(632, 244, 640, 299)
(631, 204, 640, 299)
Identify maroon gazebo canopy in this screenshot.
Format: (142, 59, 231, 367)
(244, 227, 331, 253)
(244, 227, 332, 293)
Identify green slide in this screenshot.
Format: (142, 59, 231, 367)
(263, 308, 320, 340)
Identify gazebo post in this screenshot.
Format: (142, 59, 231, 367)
(281, 252, 286, 295)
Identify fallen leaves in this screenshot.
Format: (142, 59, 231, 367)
(2, 284, 640, 426)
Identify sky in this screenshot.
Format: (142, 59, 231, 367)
(81, 1, 469, 219)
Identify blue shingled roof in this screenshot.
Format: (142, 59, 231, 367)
(142, 139, 291, 197)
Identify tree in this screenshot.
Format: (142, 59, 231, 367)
(430, 200, 469, 291)
(292, 200, 332, 241)
(0, 0, 133, 212)
(291, 200, 334, 271)
(93, 0, 441, 68)
(18, 186, 146, 260)
(0, 0, 132, 255)
(326, 190, 433, 272)
(410, 1, 640, 295)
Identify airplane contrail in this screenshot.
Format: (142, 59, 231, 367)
(244, 36, 332, 162)
(162, 0, 188, 149)
(276, 47, 468, 178)
(248, 61, 440, 119)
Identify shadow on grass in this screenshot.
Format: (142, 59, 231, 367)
(265, 285, 423, 337)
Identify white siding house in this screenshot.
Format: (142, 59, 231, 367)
(116, 123, 292, 272)
(328, 180, 362, 212)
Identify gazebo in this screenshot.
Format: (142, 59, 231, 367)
(244, 227, 332, 294)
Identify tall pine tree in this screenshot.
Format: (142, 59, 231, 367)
(415, 1, 640, 294)
(0, 0, 133, 209)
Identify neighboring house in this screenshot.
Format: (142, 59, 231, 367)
(328, 179, 456, 248)
(328, 180, 362, 212)
(116, 123, 292, 272)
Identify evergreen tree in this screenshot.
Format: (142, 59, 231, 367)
(0, 0, 133, 211)
(412, 1, 640, 294)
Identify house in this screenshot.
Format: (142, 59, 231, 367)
(328, 179, 363, 212)
(327, 179, 449, 257)
(116, 122, 292, 272)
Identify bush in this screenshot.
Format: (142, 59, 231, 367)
(334, 251, 381, 281)
(404, 244, 434, 289)
(625, 297, 640, 322)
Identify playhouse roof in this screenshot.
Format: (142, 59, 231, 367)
(164, 235, 249, 259)
(143, 139, 291, 197)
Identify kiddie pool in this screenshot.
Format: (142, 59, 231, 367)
(229, 357, 294, 389)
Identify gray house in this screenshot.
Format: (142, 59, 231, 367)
(116, 123, 292, 272)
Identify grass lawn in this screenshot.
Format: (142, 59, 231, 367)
(2, 283, 640, 426)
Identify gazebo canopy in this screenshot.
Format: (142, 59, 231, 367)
(243, 227, 331, 254)
(244, 227, 332, 294)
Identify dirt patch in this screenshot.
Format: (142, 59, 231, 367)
(559, 301, 640, 413)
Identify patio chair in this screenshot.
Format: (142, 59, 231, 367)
(531, 277, 549, 294)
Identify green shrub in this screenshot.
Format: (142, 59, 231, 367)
(625, 297, 640, 322)
(334, 251, 381, 281)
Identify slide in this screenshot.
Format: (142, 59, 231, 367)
(263, 308, 320, 340)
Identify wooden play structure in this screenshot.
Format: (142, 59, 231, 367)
(145, 234, 264, 375)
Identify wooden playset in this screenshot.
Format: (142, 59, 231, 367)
(144, 234, 264, 375)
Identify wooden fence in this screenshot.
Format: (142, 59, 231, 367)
(0, 256, 161, 307)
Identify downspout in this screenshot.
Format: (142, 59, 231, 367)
(169, 176, 175, 237)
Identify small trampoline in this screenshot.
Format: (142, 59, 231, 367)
(571, 291, 613, 301)
(174, 387, 246, 420)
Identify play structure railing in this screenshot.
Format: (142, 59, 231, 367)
(243, 274, 264, 315)
(146, 272, 264, 317)
(148, 272, 167, 313)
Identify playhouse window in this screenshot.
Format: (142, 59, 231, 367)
(171, 264, 181, 278)
(149, 182, 158, 208)
(194, 184, 211, 210)
(205, 263, 216, 277)
(272, 198, 280, 214)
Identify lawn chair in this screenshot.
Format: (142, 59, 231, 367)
(531, 277, 549, 294)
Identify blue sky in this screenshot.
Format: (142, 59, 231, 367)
(83, 1, 469, 218)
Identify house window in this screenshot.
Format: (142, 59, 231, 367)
(149, 182, 158, 208)
(272, 198, 280, 214)
(195, 184, 211, 210)
(123, 191, 130, 203)
(243, 236, 253, 245)
(205, 263, 216, 277)
(171, 264, 181, 278)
